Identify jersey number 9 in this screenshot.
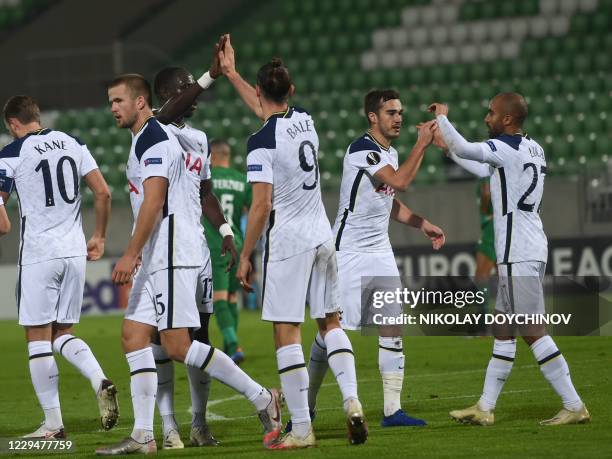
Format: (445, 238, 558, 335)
(298, 140, 319, 190)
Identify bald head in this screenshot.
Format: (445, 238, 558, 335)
(485, 92, 529, 137)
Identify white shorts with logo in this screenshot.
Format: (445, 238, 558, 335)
(261, 238, 341, 323)
(125, 261, 212, 331)
(495, 261, 546, 315)
(337, 250, 403, 330)
(18, 256, 86, 326)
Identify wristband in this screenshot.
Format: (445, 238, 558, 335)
(219, 222, 234, 238)
(197, 71, 215, 90)
(0, 196, 4, 206)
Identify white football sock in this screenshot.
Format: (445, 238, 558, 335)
(307, 333, 328, 409)
(324, 328, 358, 402)
(151, 344, 177, 433)
(184, 341, 269, 411)
(53, 334, 106, 393)
(188, 366, 211, 427)
(28, 341, 63, 430)
(126, 347, 157, 437)
(478, 339, 516, 411)
(379, 336, 404, 417)
(277, 344, 310, 439)
(531, 335, 583, 411)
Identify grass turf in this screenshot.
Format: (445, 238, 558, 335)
(1, 312, 610, 458)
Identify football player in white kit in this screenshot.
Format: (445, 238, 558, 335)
(97, 74, 281, 455)
(219, 35, 367, 449)
(0, 95, 118, 438)
(148, 65, 238, 449)
(313, 90, 446, 428)
(429, 94, 590, 426)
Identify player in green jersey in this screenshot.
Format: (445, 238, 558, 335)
(476, 178, 496, 281)
(203, 139, 252, 363)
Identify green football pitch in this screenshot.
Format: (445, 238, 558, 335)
(1, 313, 610, 458)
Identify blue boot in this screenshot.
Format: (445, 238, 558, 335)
(381, 409, 427, 427)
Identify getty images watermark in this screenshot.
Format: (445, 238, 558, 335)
(359, 276, 612, 336)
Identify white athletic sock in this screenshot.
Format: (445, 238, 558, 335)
(28, 341, 63, 430)
(277, 344, 310, 438)
(379, 336, 404, 417)
(187, 366, 211, 427)
(324, 328, 358, 402)
(307, 333, 328, 409)
(53, 334, 106, 393)
(478, 339, 516, 411)
(184, 341, 270, 411)
(151, 344, 177, 433)
(531, 336, 583, 411)
(126, 347, 157, 439)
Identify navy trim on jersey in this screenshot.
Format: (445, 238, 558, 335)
(498, 168, 508, 215)
(284, 107, 294, 118)
(348, 135, 381, 155)
(135, 118, 169, 162)
(261, 210, 275, 304)
(247, 117, 278, 154)
(167, 214, 174, 328)
(507, 263, 515, 313)
(0, 136, 28, 159)
(503, 213, 513, 263)
(335, 169, 365, 251)
(292, 106, 310, 115)
(0, 175, 14, 193)
(495, 134, 522, 151)
(67, 134, 85, 145)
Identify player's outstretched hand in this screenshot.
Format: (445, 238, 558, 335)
(237, 256, 254, 292)
(112, 253, 138, 285)
(218, 33, 236, 77)
(428, 102, 449, 117)
(221, 235, 239, 272)
(416, 120, 436, 147)
(422, 121, 449, 150)
(86, 236, 105, 261)
(209, 34, 228, 79)
(421, 220, 446, 250)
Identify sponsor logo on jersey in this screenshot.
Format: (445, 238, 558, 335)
(247, 164, 263, 172)
(144, 158, 163, 166)
(366, 151, 381, 165)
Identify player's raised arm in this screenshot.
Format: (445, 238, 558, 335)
(391, 198, 445, 250)
(84, 169, 111, 260)
(373, 120, 434, 191)
(0, 193, 10, 235)
(219, 34, 265, 120)
(155, 36, 226, 124)
(200, 179, 238, 271)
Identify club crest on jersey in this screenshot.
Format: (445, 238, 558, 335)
(144, 158, 162, 166)
(375, 183, 395, 197)
(247, 164, 263, 171)
(366, 151, 381, 165)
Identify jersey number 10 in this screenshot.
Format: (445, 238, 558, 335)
(35, 156, 79, 207)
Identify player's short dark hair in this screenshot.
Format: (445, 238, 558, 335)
(364, 89, 400, 125)
(153, 67, 190, 104)
(107, 73, 152, 107)
(256, 58, 292, 103)
(3, 95, 41, 124)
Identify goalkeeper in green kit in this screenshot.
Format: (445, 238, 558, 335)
(204, 139, 252, 364)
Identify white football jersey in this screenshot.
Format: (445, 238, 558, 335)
(0, 128, 97, 265)
(126, 117, 204, 273)
(333, 133, 398, 252)
(478, 134, 548, 263)
(246, 107, 332, 261)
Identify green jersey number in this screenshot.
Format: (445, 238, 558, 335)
(221, 194, 234, 222)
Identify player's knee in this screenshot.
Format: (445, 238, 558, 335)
(163, 342, 188, 362)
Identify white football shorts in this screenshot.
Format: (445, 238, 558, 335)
(18, 256, 86, 326)
(495, 261, 546, 315)
(337, 250, 403, 330)
(125, 264, 208, 331)
(261, 238, 341, 323)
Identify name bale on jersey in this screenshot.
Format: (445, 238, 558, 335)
(286, 119, 313, 140)
(33, 140, 68, 155)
